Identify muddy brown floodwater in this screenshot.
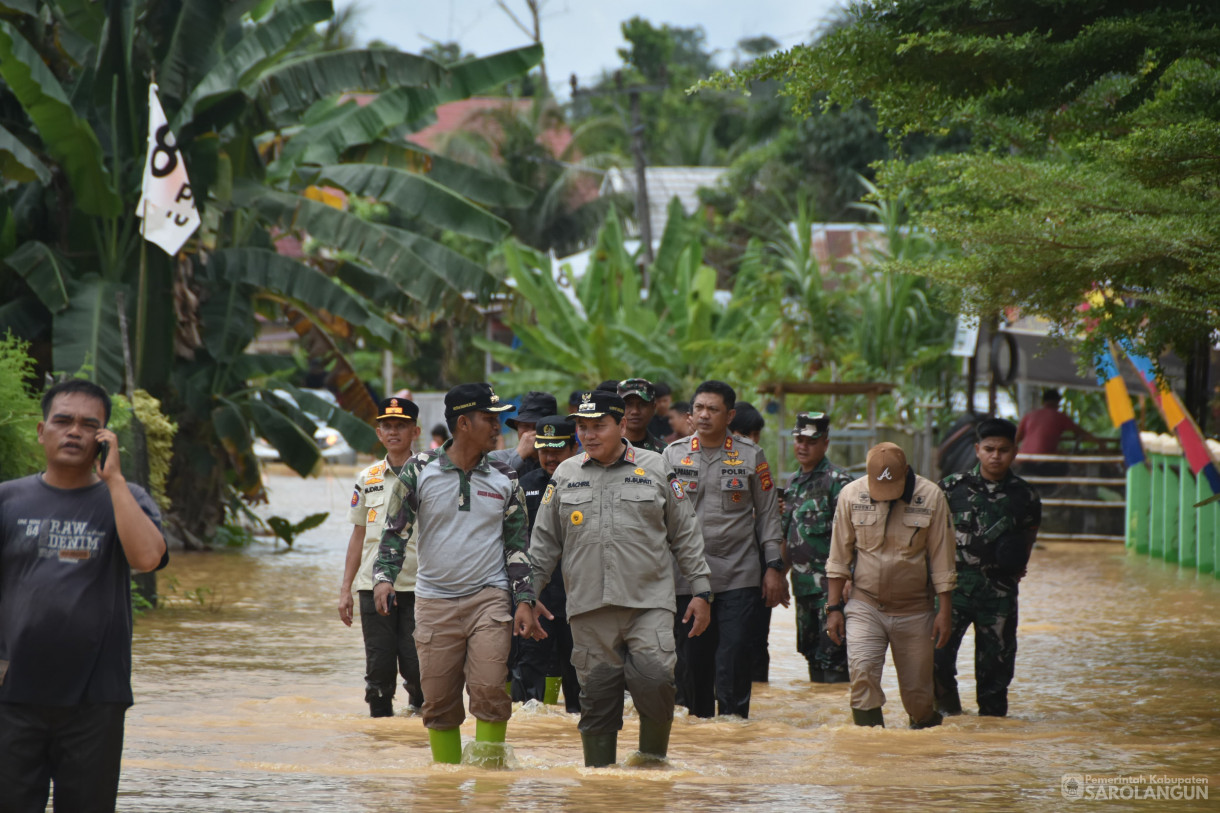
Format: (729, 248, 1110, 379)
(120, 471, 1220, 811)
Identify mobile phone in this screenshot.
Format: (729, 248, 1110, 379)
(385, 592, 396, 611)
(97, 440, 109, 469)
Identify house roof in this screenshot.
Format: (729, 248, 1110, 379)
(600, 166, 727, 245)
(407, 97, 573, 156)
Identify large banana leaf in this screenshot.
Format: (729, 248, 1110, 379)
(52, 275, 127, 391)
(173, 0, 333, 130)
(261, 49, 446, 124)
(236, 182, 487, 302)
(197, 277, 256, 364)
(0, 295, 49, 339)
(0, 123, 49, 183)
(208, 247, 397, 344)
(271, 84, 442, 172)
(0, 22, 120, 216)
(348, 141, 534, 208)
(277, 382, 378, 452)
(157, 0, 249, 103)
(211, 399, 263, 497)
(248, 396, 320, 477)
(4, 240, 71, 311)
(315, 164, 510, 243)
(437, 45, 544, 101)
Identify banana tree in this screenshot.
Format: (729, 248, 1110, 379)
(0, 0, 539, 540)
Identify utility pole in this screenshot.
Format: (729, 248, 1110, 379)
(572, 73, 664, 274)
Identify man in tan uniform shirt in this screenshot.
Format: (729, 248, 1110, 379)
(825, 442, 956, 728)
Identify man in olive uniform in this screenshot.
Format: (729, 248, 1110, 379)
(530, 390, 712, 766)
(618, 378, 667, 453)
(781, 412, 855, 683)
(662, 380, 787, 719)
(514, 415, 581, 711)
(490, 390, 557, 478)
(935, 417, 1041, 717)
(338, 396, 424, 717)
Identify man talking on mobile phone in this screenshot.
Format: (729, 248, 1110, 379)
(0, 379, 168, 813)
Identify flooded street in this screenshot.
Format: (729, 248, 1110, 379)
(121, 471, 1220, 811)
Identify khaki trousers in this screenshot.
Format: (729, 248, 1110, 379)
(414, 586, 514, 730)
(569, 606, 677, 735)
(844, 600, 936, 723)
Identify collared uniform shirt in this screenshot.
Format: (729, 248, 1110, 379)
(348, 458, 417, 592)
(529, 440, 711, 618)
(939, 464, 1041, 594)
(375, 440, 535, 604)
(781, 456, 854, 596)
(662, 433, 783, 593)
(826, 474, 957, 615)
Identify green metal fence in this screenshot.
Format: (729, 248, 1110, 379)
(1128, 434, 1220, 575)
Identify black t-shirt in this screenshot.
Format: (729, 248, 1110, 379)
(0, 474, 166, 706)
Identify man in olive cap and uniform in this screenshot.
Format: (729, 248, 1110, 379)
(618, 378, 667, 453)
(513, 415, 582, 711)
(339, 396, 425, 717)
(825, 442, 955, 728)
(491, 391, 558, 478)
(374, 383, 543, 763)
(781, 412, 855, 683)
(935, 417, 1041, 717)
(530, 390, 712, 767)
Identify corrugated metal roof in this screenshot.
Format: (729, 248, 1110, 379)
(600, 166, 726, 244)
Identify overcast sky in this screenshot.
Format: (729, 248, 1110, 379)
(347, 1, 848, 96)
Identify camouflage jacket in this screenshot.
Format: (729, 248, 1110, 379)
(375, 440, 534, 605)
(781, 457, 854, 596)
(939, 464, 1041, 592)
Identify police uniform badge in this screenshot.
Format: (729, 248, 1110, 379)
(571, 510, 584, 526)
(367, 508, 377, 523)
(634, 467, 647, 476)
(671, 480, 686, 500)
(731, 492, 743, 503)
(757, 462, 774, 491)
(681, 456, 694, 466)
(542, 483, 555, 505)
(350, 488, 360, 507)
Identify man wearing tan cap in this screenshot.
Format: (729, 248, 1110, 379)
(824, 442, 956, 728)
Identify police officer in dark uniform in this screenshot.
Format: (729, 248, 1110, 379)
(513, 415, 581, 711)
(935, 417, 1041, 717)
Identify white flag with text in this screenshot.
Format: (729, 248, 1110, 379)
(138, 83, 200, 255)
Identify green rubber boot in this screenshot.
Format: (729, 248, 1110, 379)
(851, 707, 885, 727)
(475, 719, 507, 743)
(428, 727, 462, 764)
(636, 716, 671, 762)
(544, 676, 562, 705)
(581, 732, 618, 767)
(909, 711, 943, 730)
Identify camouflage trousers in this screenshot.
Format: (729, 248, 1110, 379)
(795, 593, 847, 680)
(932, 577, 1018, 717)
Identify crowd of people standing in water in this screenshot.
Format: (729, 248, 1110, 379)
(0, 373, 1047, 813)
(341, 376, 1043, 766)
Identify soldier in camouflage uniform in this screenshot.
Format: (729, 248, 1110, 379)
(781, 412, 855, 683)
(934, 417, 1041, 717)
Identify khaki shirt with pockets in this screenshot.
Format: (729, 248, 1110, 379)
(662, 433, 783, 593)
(826, 474, 957, 615)
(529, 441, 711, 618)
(347, 459, 416, 592)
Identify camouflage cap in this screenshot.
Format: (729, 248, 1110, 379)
(792, 411, 829, 438)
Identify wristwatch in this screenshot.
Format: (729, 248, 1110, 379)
(694, 591, 714, 604)
(765, 558, 785, 572)
(826, 602, 845, 614)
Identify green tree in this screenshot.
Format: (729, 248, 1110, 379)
(0, 0, 540, 539)
(717, 0, 1220, 420)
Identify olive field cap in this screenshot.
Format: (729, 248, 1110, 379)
(568, 390, 626, 420)
(792, 411, 829, 439)
(975, 417, 1017, 443)
(507, 391, 558, 430)
(618, 378, 656, 402)
(376, 396, 419, 421)
(444, 383, 515, 419)
(534, 415, 576, 448)
(866, 442, 908, 501)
